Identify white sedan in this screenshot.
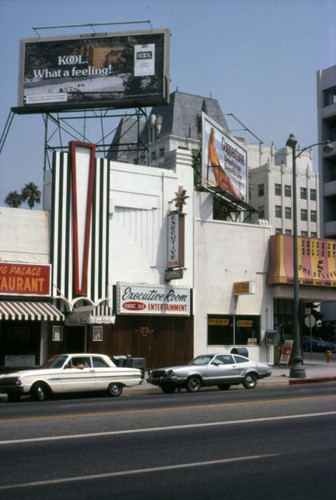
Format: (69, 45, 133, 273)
(0, 353, 143, 402)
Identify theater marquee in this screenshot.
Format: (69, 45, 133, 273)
(117, 283, 191, 316)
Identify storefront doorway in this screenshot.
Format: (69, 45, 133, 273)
(65, 326, 86, 353)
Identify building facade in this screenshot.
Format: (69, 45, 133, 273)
(247, 143, 319, 237)
(317, 64, 336, 240)
(317, 64, 336, 333)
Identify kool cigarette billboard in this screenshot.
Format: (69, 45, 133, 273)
(18, 29, 170, 112)
(202, 113, 247, 201)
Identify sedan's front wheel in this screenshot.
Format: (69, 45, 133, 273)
(243, 373, 257, 389)
(31, 382, 49, 401)
(107, 383, 123, 397)
(186, 376, 201, 393)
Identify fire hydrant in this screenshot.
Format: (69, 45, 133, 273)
(326, 350, 332, 363)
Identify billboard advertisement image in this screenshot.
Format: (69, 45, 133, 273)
(202, 113, 247, 201)
(18, 29, 170, 112)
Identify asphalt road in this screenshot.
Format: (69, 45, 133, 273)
(0, 383, 335, 499)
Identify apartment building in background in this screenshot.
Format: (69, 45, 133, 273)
(317, 64, 336, 333)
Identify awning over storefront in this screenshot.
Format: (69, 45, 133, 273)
(0, 301, 64, 321)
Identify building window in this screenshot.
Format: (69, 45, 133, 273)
(275, 184, 281, 196)
(285, 229, 292, 235)
(331, 163, 336, 181)
(311, 232, 317, 237)
(208, 316, 233, 345)
(323, 85, 336, 106)
(159, 147, 165, 157)
(285, 207, 292, 219)
(300, 187, 307, 200)
(151, 151, 157, 161)
(275, 205, 282, 218)
(285, 185, 291, 197)
(310, 210, 317, 222)
(301, 231, 308, 236)
(258, 184, 264, 196)
(235, 316, 260, 346)
(207, 315, 260, 346)
(301, 209, 307, 221)
(258, 206, 265, 218)
(310, 189, 316, 201)
(275, 228, 282, 234)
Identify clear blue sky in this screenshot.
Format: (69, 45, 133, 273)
(0, 0, 335, 205)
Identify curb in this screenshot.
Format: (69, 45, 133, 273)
(289, 376, 336, 385)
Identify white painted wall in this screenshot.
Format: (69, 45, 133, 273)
(0, 207, 50, 264)
(108, 159, 194, 288)
(194, 192, 273, 362)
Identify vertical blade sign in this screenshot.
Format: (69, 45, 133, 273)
(70, 141, 96, 296)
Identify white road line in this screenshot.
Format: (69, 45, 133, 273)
(0, 411, 335, 446)
(0, 453, 279, 491)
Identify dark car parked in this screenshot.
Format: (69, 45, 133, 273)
(302, 336, 335, 352)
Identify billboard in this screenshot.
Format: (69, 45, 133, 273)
(202, 113, 247, 201)
(18, 29, 170, 112)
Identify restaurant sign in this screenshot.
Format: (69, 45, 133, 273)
(0, 263, 51, 296)
(117, 283, 191, 316)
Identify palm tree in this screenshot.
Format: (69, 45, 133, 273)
(5, 190, 22, 208)
(21, 182, 41, 209)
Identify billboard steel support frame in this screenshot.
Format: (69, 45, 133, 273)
(40, 107, 149, 171)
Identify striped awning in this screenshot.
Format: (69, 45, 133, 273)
(0, 301, 64, 321)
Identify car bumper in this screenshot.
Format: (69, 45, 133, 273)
(147, 375, 185, 387)
(0, 385, 24, 395)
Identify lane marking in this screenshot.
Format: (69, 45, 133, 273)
(0, 453, 279, 491)
(1, 394, 336, 424)
(0, 411, 335, 445)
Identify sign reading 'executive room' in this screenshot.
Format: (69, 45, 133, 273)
(0, 263, 51, 296)
(117, 283, 191, 316)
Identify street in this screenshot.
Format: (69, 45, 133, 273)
(0, 383, 335, 499)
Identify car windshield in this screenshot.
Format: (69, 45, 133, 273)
(188, 355, 214, 365)
(41, 355, 68, 369)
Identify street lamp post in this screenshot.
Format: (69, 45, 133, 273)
(286, 134, 334, 378)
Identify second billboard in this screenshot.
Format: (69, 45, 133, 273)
(202, 113, 247, 201)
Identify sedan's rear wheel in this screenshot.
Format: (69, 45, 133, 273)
(107, 383, 123, 397)
(218, 384, 230, 391)
(186, 376, 201, 393)
(31, 382, 49, 401)
(243, 373, 257, 389)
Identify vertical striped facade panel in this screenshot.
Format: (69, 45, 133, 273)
(51, 151, 110, 316)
